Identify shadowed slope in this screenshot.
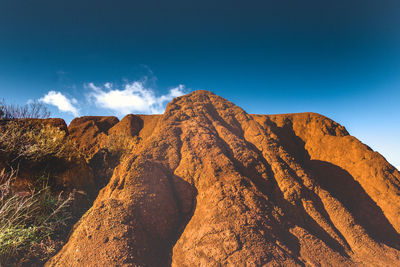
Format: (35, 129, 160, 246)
(256, 113, 400, 235)
(48, 91, 400, 266)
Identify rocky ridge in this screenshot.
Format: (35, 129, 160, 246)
(46, 90, 400, 266)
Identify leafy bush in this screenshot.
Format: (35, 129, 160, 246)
(0, 169, 74, 265)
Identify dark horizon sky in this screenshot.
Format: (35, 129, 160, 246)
(0, 0, 399, 168)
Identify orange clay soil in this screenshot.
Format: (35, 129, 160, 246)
(47, 90, 400, 266)
(68, 116, 120, 158)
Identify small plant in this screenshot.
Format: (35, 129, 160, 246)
(103, 132, 139, 158)
(0, 169, 74, 265)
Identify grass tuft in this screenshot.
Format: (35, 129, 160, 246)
(103, 132, 139, 159)
(0, 169, 74, 265)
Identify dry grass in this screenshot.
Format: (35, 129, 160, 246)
(0, 169, 74, 265)
(0, 120, 85, 265)
(0, 121, 82, 166)
(103, 132, 139, 158)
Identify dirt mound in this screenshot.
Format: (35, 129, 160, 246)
(109, 114, 161, 140)
(109, 114, 143, 137)
(68, 116, 119, 157)
(48, 91, 400, 266)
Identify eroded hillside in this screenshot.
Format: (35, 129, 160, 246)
(42, 90, 400, 266)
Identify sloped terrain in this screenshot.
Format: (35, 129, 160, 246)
(47, 90, 400, 266)
(68, 116, 120, 158)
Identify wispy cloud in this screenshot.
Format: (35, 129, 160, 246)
(39, 91, 79, 116)
(86, 81, 186, 115)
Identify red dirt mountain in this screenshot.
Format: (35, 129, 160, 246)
(47, 90, 400, 266)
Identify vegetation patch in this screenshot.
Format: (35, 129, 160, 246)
(0, 121, 82, 167)
(103, 132, 139, 159)
(0, 100, 92, 265)
(0, 169, 75, 266)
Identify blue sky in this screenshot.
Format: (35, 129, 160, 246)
(0, 0, 399, 168)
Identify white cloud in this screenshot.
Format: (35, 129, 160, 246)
(39, 91, 79, 116)
(86, 81, 186, 115)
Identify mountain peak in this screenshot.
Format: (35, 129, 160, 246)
(48, 91, 400, 266)
(166, 90, 232, 111)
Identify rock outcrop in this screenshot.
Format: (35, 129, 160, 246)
(68, 116, 119, 158)
(108, 114, 143, 137)
(48, 91, 400, 266)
